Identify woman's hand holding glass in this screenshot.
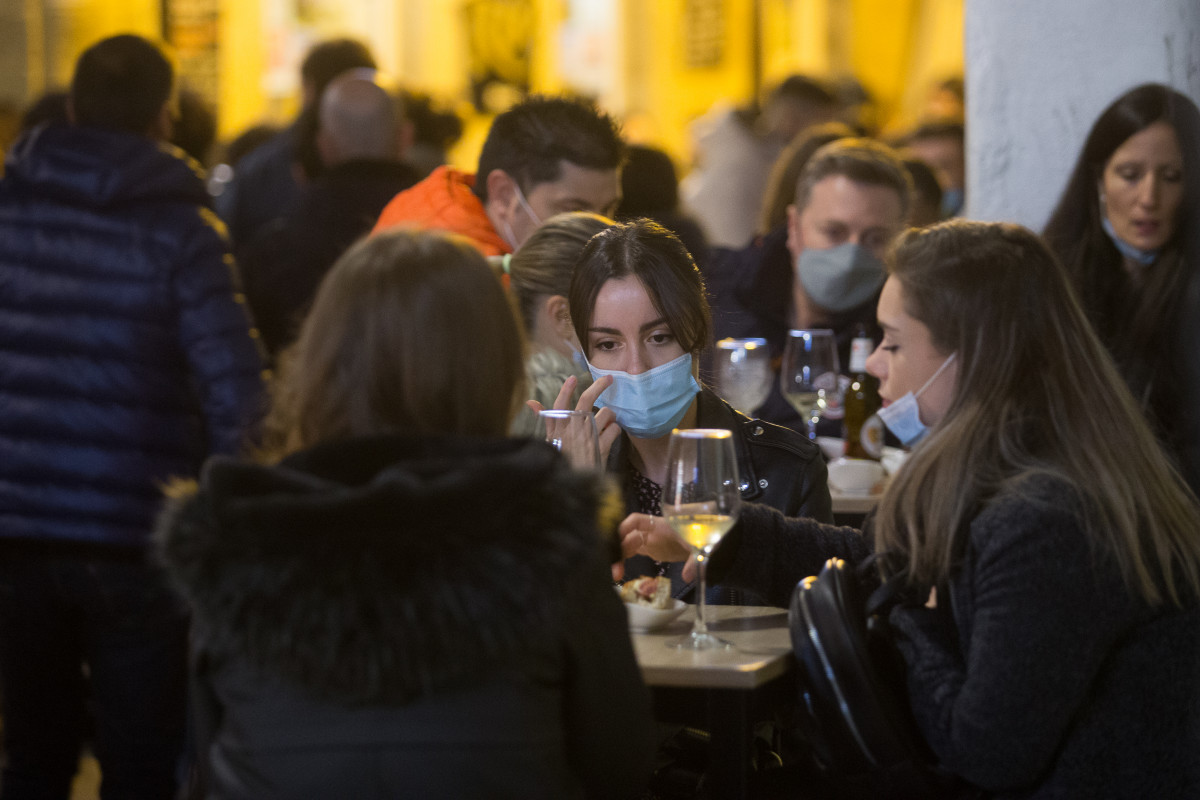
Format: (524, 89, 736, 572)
(527, 374, 620, 465)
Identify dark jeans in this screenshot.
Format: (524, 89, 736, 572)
(0, 542, 188, 800)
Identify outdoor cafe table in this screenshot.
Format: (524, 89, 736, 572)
(629, 604, 796, 799)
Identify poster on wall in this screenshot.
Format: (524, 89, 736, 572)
(463, 0, 534, 113)
(165, 0, 220, 102)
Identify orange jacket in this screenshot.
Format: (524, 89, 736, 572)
(371, 166, 511, 257)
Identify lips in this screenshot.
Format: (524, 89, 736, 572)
(1132, 220, 1161, 238)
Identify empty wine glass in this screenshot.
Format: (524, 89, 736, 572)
(662, 428, 741, 650)
(713, 338, 772, 416)
(536, 409, 602, 470)
(780, 329, 841, 440)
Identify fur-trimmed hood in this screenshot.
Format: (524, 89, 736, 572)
(157, 434, 613, 704)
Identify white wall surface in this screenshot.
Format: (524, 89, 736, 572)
(965, 0, 1200, 230)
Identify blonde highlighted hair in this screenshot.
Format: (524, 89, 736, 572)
(874, 220, 1200, 606)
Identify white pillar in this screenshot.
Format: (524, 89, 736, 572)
(964, 0, 1200, 229)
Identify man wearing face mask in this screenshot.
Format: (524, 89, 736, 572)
(372, 95, 624, 258)
(750, 138, 913, 435)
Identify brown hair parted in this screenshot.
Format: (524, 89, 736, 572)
(508, 211, 614, 335)
(263, 229, 525, 456)
(568, 219, 712, 358)
(873, 220, 1200, 607)
(793, 137, 913, 221)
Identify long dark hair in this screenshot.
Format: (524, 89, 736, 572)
(1042, 84, 1200, 445)
(568, 219, 712, 358)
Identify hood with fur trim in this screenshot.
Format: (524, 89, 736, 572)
(157, 434, 612, 704)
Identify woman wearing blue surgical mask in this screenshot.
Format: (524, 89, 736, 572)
(540, 218, 833, 605)
(1043, 83, 1200, 495)
(618, 220, 1200, 798)
(506, 211, 613, 437)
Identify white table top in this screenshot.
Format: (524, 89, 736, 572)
(830, 488, 881, 515)
(629, 605, 793, 690)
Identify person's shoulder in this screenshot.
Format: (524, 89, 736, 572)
(971, 473, 1087, 547)
(740, 415, 822, 463)
(701, 389, 821, 463)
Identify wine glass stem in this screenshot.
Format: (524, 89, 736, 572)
(693, 552, 709, 636)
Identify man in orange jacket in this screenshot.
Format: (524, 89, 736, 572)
(373, 95, 624, 256)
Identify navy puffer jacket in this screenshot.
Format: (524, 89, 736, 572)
(0, 124, 266, 547)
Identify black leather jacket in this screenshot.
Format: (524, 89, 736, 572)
(613, 386, 832, 604)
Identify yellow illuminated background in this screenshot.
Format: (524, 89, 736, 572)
(1, 0, 963, 170)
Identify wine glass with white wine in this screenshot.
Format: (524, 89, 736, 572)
(780, 329, 841, 440)
(661, 428, 741, 650)
(713, 337, 773, 416)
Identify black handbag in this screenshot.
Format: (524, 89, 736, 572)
(788, 557, 967, 799)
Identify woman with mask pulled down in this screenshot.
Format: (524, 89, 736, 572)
(507, 212, 614, 437)
(1043, 83, 1200, 495)
(617, 221, 1200, 798)
(532, 218, 833, 605)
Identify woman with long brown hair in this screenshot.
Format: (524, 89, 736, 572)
(620, 220, 1200, 797)
(158, 229, 655, 798)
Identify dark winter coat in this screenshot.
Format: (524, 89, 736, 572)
(157, 434, 656, 800)
(711, 478, 1200, 798)
(0, 123, 265, 548)
(239, 157, 420, 357)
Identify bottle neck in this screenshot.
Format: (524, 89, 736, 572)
(849, 336, 872, 374)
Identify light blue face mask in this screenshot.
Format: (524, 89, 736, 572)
(1101, 214, 1159, 266)
(941, 187, 964, 218)
(587, 352, 700, 439)
(876, 353, 957, 447)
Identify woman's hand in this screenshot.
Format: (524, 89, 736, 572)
(526, 374, 619, 462)
(611, 512, 694, 581)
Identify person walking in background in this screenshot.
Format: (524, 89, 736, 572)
(682, 75, 841, 249)
(1043, 83, 1200, 495)
(216, 37, 377, 249)
(240, 68, 420, 359)
(372, 94, 624, 256)
(0, 34, 265, 798)
(158, 229, 656, 798)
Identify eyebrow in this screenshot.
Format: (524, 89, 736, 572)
(878, 321, 900, 334)
(589, 317, 670, 335)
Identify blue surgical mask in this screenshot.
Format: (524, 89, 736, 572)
(941, 187, 964, 218)
(877, 353, 957, 446)
(1101, 214, 1159, 266)
(587, 353, 700, 439)
(795, 242, 886, 312)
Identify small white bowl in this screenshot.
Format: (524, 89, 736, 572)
(816, 436, 845, 461)
(881, 446, 908, 476)
(827, 457, 886, 495)
(623, 598, 688, 632)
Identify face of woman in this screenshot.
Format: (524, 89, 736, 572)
(865, 277, 957, 426)
(1100, 120, 1185, 252)
(586, 276, 686, 373)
